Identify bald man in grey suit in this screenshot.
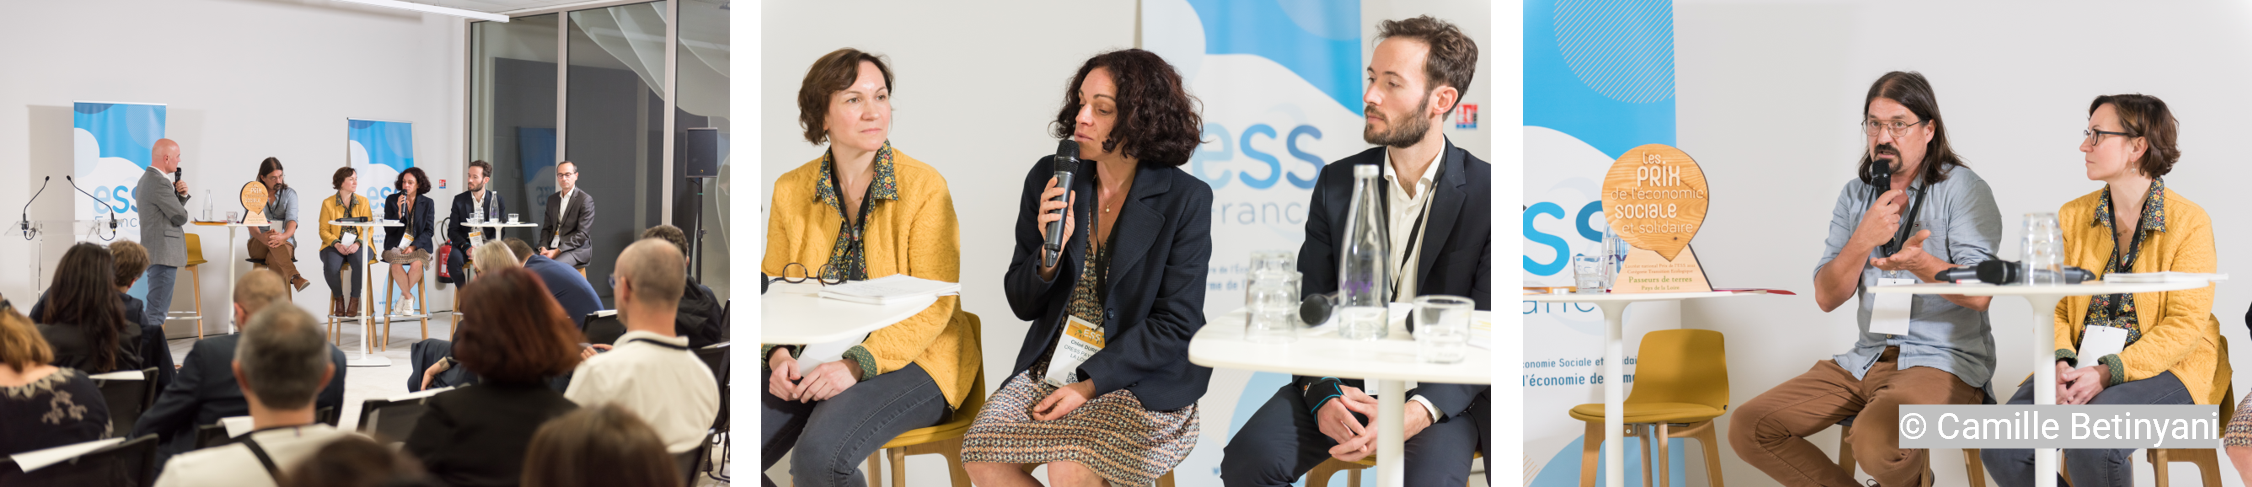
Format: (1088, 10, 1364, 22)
(136, 138, 191, 328)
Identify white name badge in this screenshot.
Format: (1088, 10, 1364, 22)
(1869, 277, 1916, 335)
(2077, 325, 2130, 367)
(1043, 315, 1107, 387)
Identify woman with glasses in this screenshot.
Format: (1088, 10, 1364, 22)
(760, 48, 980, 487)
(1982, 94, 2228, 487)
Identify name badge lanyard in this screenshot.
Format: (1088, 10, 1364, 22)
(1375, 163, 1437, 302)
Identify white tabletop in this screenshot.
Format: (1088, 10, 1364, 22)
(1865, 280, 2210, 296)
(328, 220, 404, 228)
(761, 281, 939, 344)
(1188, 308, 1491, 385)
(191, 221, 269, 228)
(1522, 290, 1744, 303)
(463, 221, 540, 228)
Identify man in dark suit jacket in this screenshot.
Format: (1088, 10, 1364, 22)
(1221, 16, 1491, 487)
(131, 270, 346, 466)
(444, 160, 505, 283)
(537, 161, 596, 268)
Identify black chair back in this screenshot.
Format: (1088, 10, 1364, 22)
(357, 397, 432, 444)
(0, 435, 159, 487)
(716, 300, 731, 342)
(694, 343, 729, 431)
(672, 432, 713, 487)
(316, 405, 340, 427)
(192, 423, 234, 450)
(93, 368, 160, 438)
(582, 311, 626, 345)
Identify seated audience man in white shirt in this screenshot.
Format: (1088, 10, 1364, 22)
(155, 302, 360, 487)
(563, 238, 719, 452)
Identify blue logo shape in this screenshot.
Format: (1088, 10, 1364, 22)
(1188, 0, 1363, 115)
(348, 120, 416, 172)
(1525, 0, 1674, 159)
(73, 103, 167, 169)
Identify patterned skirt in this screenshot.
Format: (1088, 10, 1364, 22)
(960, 371, 1199, 486)
(2227, 390, 2252, 446)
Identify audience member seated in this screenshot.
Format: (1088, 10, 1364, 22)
(29, 240, 173, 390)
(0, 298, 110, 455)
(404, 266, 583, 487)
(283, 435, 440, 487)
(35, 242, 143, 373)
(564, 239, 718, 452)
(505, 238, 601, 328)
(408, 240, 519, 392)
(135, 269, 348, 467)
(521, 404, 682, 487)
(636, 225, 724, 348)
(153, 303, 359, 487)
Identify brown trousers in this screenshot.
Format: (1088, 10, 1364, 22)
(1729, 347, 1982, 487)
(247, 238, 301, 287)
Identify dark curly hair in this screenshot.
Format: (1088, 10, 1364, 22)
(1049, 49, 1202, 168)
(395, 167, 431, 196)
(797, 48, 893, 145)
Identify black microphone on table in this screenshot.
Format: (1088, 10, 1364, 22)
(1043, 140, 1079, 268)
(20, 176, 49, 239)
(64, 176, 119, 231)
(1931, 259, 2097, 284)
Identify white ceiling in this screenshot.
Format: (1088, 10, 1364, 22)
(415, 0, 725, 16)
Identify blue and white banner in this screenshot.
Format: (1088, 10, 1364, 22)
(347, 119, 415, 215)
(1523, 0, 1685, 485)
(1144, 0, 1368, 484)
(71, 101, 167, 236)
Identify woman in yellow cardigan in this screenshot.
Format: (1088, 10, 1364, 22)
(760, 48, 979, 487)
(1982, 94, 2230, 486)
(317, 167, 374, 316)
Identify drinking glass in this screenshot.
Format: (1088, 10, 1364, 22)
(1414, 295, 1473, 363)
(2021, 213, 2064, 286)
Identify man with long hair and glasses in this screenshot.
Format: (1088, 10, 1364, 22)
(1728, 71, 2003, 487)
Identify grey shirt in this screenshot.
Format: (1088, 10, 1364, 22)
(1815, 165, 2002, 391)
(263, 186, 300, 247)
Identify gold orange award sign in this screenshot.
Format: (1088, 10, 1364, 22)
(240, 182, 271, 226)
(1602, 144, 1713, 293)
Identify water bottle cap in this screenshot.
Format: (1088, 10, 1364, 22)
(1354, 164, 1380, 177)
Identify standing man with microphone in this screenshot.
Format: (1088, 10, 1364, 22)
(1728, 71, 2002, 487)
(136, 138, 191, 329)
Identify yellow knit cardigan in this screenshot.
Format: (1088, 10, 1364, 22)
(763, 148, 981, 409)
(2052, 186, 2230, 405)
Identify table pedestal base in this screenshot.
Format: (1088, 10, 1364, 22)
(1376, 378, 1405, 487)
(1598, 301, 1630, 487)
(2024, 294, 2064, 487)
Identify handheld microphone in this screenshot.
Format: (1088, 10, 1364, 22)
(65, 176, 119, 236)
(1930, 259, 2096, 284)
(174, 167, 190, 204)
(1043, 140, 1078, 268)
(21, 176, 49, 239)
(1299, 291, 1338, 326)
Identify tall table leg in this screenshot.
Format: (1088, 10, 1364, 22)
(349, 250, 389, 367)
(2026, 294, 2063, 487)
(1597, 301, 1632, 487)
(1378, 378, 1405, 487)
(224, 227, 239, 336)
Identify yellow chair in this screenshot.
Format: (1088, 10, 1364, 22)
(2147, 384, 2232, 487)
(1569, 329, 1727, 487)
(176, 233, 209, 339)
(1306, 452, 1484, 487)
(864, 313, 982, 487)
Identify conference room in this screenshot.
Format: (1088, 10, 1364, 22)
(0, 0, 734, 485)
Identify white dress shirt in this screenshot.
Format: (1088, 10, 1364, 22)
(1382, 147, 1444, 423)
(564, 330, 720, 452)
(154, 424, 360, 487)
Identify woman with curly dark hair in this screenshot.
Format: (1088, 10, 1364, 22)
(384, 167, 437, 311)
(962, 48, 1214, 487)
(34, 242, 142, 373)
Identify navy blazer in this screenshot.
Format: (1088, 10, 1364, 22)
(1003, 157, 1213, 412)
(1293, 139, 1492, 418)
(129, 334, 348, 455)
(384, 193, 437, 253)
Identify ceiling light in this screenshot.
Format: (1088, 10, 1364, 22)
(336, 0, 510, 22)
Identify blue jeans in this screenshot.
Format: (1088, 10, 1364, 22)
(762, 362, 948, 487)
(1981, 370, 2192, 487)
(142, 265, 177, 329)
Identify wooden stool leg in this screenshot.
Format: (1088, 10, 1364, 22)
(1654, 423, 1670, 487)
(190, 265, 202, 339)
(1694, 422, 1724, 487)
(941, 444, 971, 487)
(1581, 421, 1602, 487)
(866, 451, 882, 487)
(889, 448, 906, 487)
(1837, 428, 1856, 474)
(1965, 449, 1986, 487)
(1157, 471, 1174, 487)
(1637, 425, 1653, 487)
(418, 278, 429, 340)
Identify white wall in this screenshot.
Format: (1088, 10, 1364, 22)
(1677, 1, 2252, 485)
(0, 0, 467, 333)
(761, 0, 1489, 485)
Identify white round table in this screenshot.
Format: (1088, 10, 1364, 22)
(329, 220, 403, 367)
(1188, 308, 1492, 487)
(759, 281, 938, 344)
(1522, 291, 1766, 487)
(460, 220, 539, 246)
(1868, 280, 2213, 487)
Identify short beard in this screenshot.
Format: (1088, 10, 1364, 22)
(1363, 97, 1434, 148)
